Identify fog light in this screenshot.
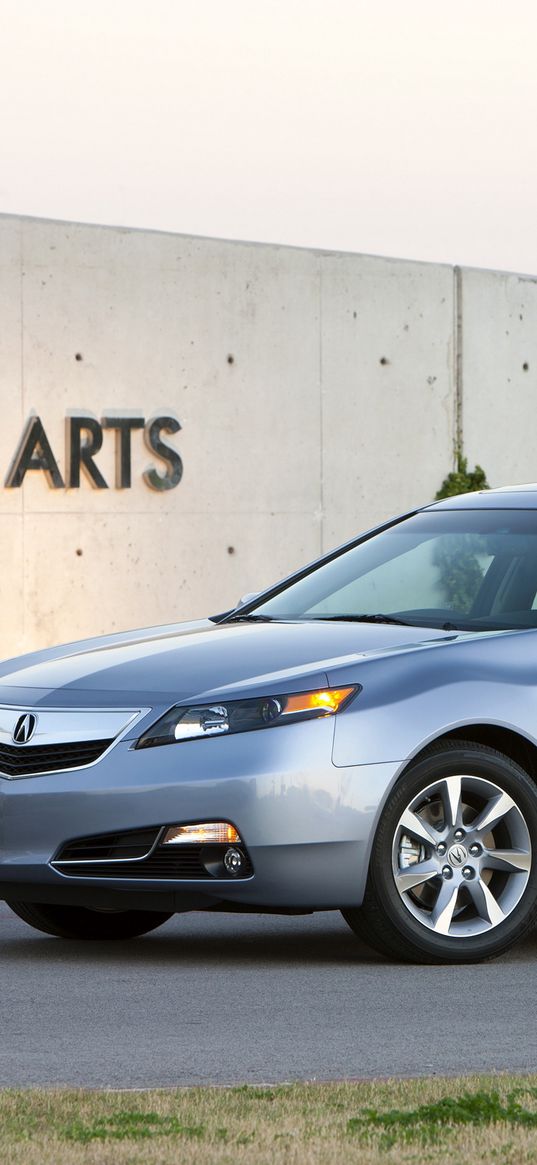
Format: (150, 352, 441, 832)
(223, 846, 244, 875)
(162, 822, 241, 845)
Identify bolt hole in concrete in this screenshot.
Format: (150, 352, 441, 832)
(227, 354, 234, 364)
(379, 356, 389, 365)
(76, 549, 83, 557)
(523, 362, 529, 371)
(227, 546, 235, 555)
(75, 353, 83, 362)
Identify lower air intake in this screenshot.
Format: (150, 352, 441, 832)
(52, 828, 253, 880)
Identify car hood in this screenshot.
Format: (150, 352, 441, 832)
(0, 618, 469, 710)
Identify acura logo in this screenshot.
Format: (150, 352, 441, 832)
(448, 843, 467, 868)
(12, 713, 38, 745)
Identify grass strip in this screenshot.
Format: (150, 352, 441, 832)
(1, 1075, 537, 1162)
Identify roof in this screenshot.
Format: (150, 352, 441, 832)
(427, 484, 537, 510)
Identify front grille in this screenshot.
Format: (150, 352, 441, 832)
(0, 738, 113, 777)
(53, 843, 252, 876)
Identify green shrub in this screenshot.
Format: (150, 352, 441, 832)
(435, 455, 489, 500)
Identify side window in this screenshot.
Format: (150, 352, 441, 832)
(434, 536, 493, 614)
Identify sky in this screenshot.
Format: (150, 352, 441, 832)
(1, 0, 537, 274)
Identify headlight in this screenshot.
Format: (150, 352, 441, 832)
(136, 685, 360, 748)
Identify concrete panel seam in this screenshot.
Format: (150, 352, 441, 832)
(319, 254, 324, 556)
(454, 264, 463, 461)
(19, 223, 26, 644)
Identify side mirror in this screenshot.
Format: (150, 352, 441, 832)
(236, 592, 259, 608)
(208, 592, 260, 623)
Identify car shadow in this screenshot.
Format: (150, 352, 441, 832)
(0, 912, 387, 967)
(2, 909, 537, 967)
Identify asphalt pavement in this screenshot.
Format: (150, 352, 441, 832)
(1, 903, 536, 1087)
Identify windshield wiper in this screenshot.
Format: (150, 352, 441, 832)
(311, 613, 411, 626)
(229, 612, 414, 627)
(226, 614, 278, 623)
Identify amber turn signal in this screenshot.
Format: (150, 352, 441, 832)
(284, 687, 356, 715)
(162, 822, 241, 845)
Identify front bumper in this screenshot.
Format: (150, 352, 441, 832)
(0, 717, 400, 911)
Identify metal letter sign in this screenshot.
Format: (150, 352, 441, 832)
(66, 415, 108, 489)
(101, 416, 145, 488)
(5, 417, 65, 489)
(5, 414, 183, 491)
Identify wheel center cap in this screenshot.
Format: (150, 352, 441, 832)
(447, 843, 468, 868)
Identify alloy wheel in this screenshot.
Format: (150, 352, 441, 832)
(392, 773, 532, 937)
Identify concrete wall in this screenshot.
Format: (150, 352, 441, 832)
(0, 213, 534, 656)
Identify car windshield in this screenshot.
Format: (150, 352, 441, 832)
(246, 509, 537, 631)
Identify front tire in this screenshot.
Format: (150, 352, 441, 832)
(343, 741, 537, 963)
(6, 901, 173, 939)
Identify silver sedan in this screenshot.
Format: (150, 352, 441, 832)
(2, 483, 537, 964)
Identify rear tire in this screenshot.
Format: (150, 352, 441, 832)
(6, 901, 173, 940)
(343, 741, 537, 964)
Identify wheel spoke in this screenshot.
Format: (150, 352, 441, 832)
(398, 808, 438, 848)
(468, 876, 506, 928)
(394, 859, 439, 894)
(482, 848, 532, 874)
(430, 881, 459, 934)
(472, 791, 516, 835)
(441, 775, 463, 829)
